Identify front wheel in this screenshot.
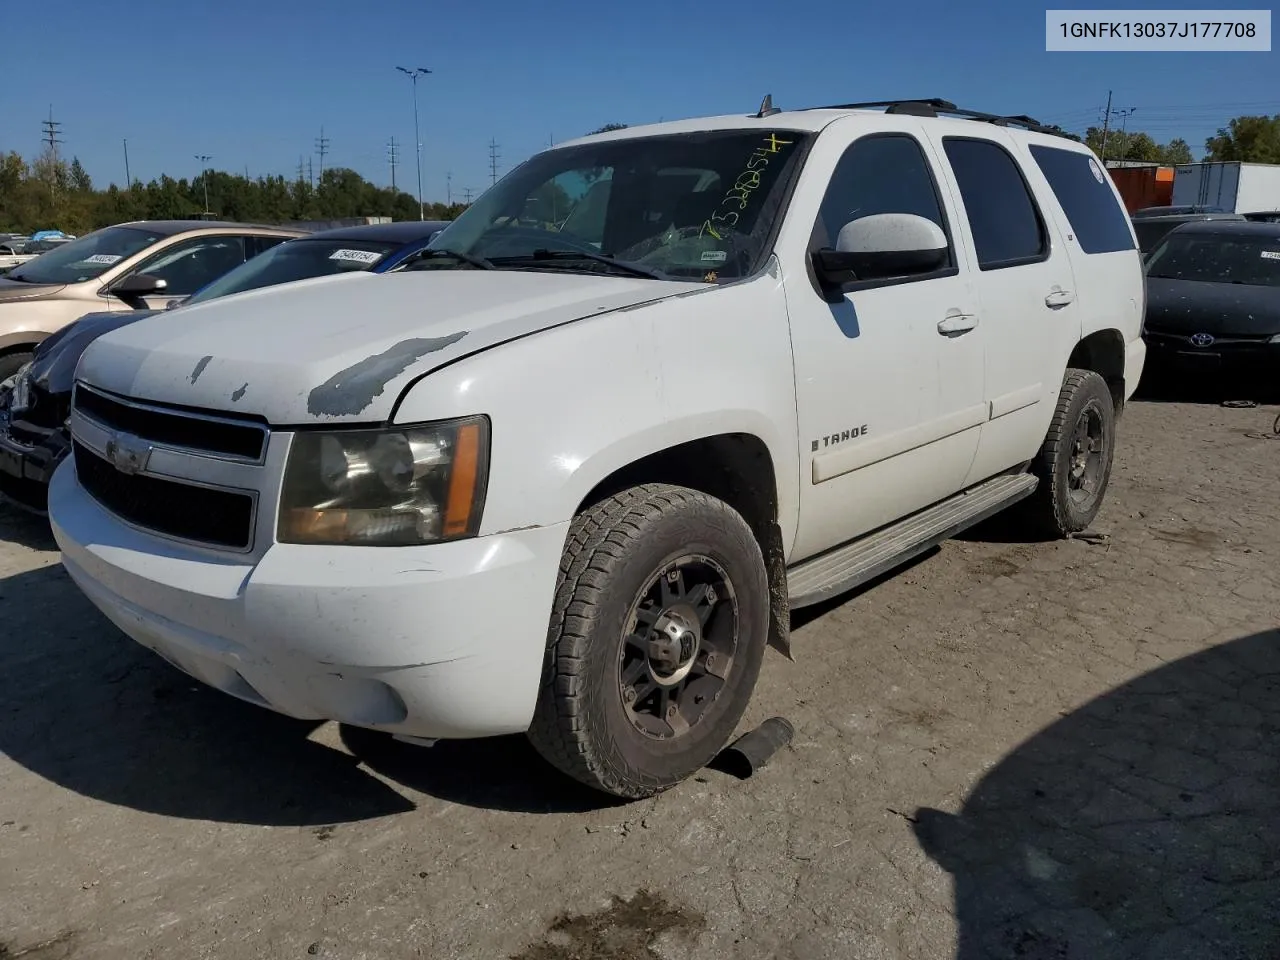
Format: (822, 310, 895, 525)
(1021, 368, 1116, 537)
(527, 484, 770, 799)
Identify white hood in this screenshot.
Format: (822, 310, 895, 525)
(76, 269, 706, 424)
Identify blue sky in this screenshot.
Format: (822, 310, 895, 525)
(1, 0, 1275, 202)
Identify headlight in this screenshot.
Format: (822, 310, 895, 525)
(6, 362, 33, 414)
(278, 415, 489, 546)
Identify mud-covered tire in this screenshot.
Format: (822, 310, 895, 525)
(1021, 368, 1116, 537)
(527, 483, 770, 799)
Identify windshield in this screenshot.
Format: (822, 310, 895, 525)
(1133, 219, 1188, 252)
(1145, 232, 1280, 287)
(7, 226, 164, 284)
(423, 129, 810, 281)
(184, 237, 401, 305)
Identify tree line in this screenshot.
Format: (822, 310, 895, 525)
(4, 114, 1276, 236)
(1039, 112, 1279, 166)
(0, 152, 468, 236)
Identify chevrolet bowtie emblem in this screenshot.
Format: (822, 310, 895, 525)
(103, 432, 152, 475)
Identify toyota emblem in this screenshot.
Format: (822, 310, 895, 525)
(1189, 332, 1215, 347)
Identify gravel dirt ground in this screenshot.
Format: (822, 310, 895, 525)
(1, 384, 1278, 960)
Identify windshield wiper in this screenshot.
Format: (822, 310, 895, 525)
(401, 248, 497, 271)
(493, 249, 672, 281)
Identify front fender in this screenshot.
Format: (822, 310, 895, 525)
(0, 328, 54, 352)
(392, 272, 801, 550)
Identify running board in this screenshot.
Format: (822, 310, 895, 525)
(786, 473, 1039, 610)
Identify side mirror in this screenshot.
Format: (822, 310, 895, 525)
(111, 273, 168, 297)
(812, 213, 949, 287)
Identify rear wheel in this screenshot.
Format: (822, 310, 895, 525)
(527, 484, 770, 798)
(1021, 368, 1116, 537)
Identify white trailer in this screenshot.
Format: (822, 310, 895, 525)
(1172, 161, 1280, 214)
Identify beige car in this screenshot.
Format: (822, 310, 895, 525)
(0, 220, 308, 380)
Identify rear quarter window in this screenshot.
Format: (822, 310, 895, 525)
(1028, 145, 1136, 255)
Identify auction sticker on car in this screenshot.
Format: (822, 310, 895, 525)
(1088, 158, 1105, 183)
(82, 254, 122, 265)
(329, 249, 381, 265)
(1260, 250, 1280, 260)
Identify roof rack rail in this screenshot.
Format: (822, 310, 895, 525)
(803, 99, 1058, 134)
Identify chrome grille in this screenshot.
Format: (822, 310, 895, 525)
(69, 383, 268, 552)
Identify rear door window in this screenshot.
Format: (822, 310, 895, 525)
(1028, 145, 1136, 254)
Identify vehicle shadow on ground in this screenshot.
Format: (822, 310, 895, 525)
(0, 503, 57, 551)
(0, 562, 620, 823)
(788, 548, 940, 631)
(913, 628, 1280, 960)
(338, 728, 621, 814)
(1134, 367, 1280, 406)
(0, 565, 417, 826)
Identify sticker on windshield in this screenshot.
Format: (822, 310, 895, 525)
(1261, 250, 1280, 260)
(82, 254, 122, 265)
(329, 248, 381, 264)
(700, 250, 728, 263)
(1088, 158, 1105, 183)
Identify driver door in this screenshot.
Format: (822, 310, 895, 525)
(785, 126, 987, 561)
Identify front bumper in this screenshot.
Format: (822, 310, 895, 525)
(49, 460, 570, 739)
(1123, 335, 1147, 403)
(1143, 331, 1280, 373)
(0, 415, 67, 513)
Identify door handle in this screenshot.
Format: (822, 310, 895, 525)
(1045, 288, 1076, 308)
(938, 313, 978, 335)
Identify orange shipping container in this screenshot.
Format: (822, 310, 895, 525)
(1107, 166, 1175, 213)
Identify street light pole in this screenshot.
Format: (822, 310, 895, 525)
(396, 65, 431, 220)
(194, 154, 212, 214)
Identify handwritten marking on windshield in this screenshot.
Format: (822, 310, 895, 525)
(699, 134, 795, 241)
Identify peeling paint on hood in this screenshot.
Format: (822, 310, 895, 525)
(75, 269, 707, 424)
(189, 355, 213, 384)
(307, 332, 468, 417)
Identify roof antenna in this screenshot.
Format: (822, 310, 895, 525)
(755, 94, 781, 118)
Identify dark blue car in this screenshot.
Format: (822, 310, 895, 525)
(0, 219, 450, 514)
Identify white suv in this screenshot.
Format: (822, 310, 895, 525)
(48, 98, 1146, 798)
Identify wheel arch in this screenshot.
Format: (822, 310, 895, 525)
(0, 330, 51, 354)
(573, 428, 794, 660)
(1067, 329, 1127, 415)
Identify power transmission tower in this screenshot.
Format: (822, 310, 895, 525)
(315, 126, 330, 185)
(388, 136, 399, 190)
(462, 187, 475, 205)
(41, 106, 63, 161)
(488, 139, 501, 185)
(122, 138, 131, 186)
(297, 156, 305, 183)
(446, 171, 452, 205)
(308, 156, 314, 188)
(41, 106, 63, 197)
